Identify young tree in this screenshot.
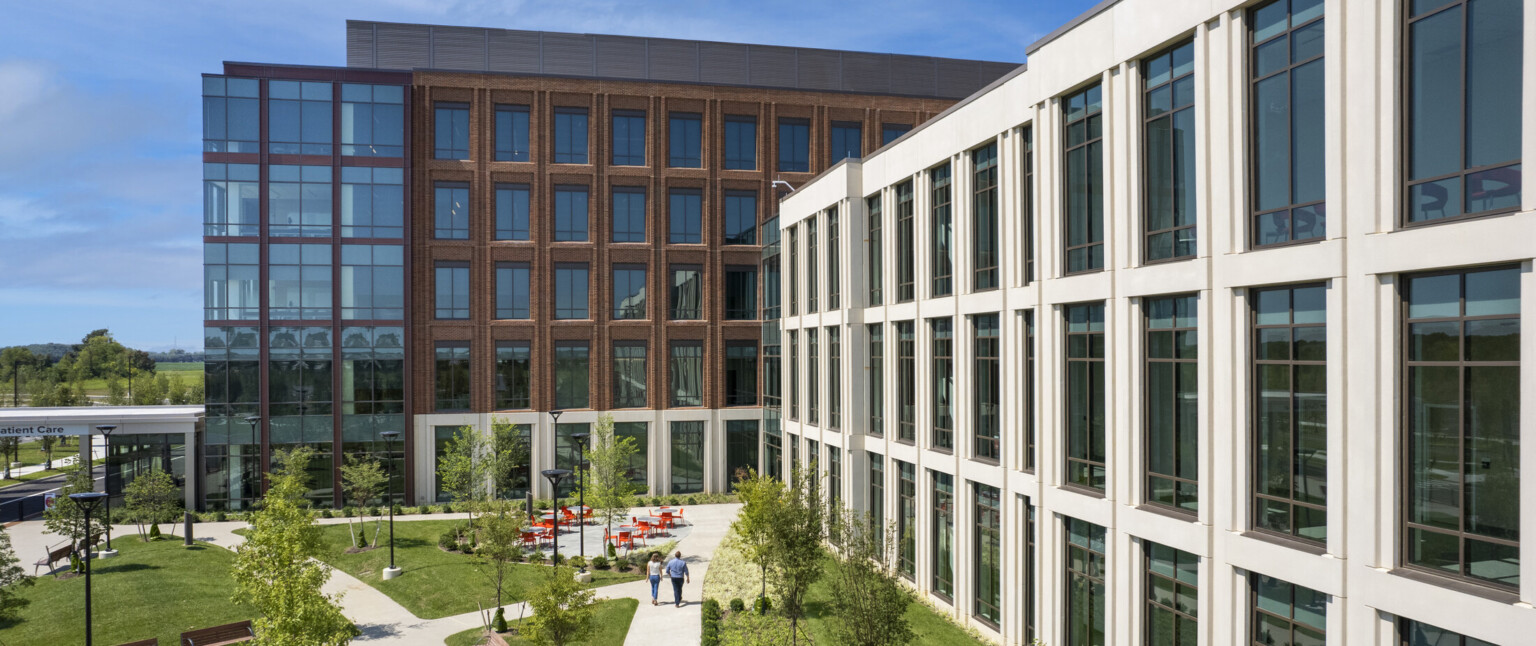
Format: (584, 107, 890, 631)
(826, 505, 914, 646)
(0, 521, 33, 622)
(770, 463, 826, 644)
(123, 469, 181, 541)
(437, 424, 490, 524)
(340, 454, 386, 548)
(43, 463, 106, 551)
(730, 468, 786, 604)
(583, 414, 639, 541)
(232, 447, 356, 646)
(487, 417, 531, 501)
(523, 565, 596, 646)
(475, 500, 528, 609)
(0, 438, 17, 479)
(40, 437, 54, 470)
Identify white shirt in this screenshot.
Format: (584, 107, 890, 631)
(649, 561, 663, 576)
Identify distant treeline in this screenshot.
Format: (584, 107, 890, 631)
(13, 343, 203, 363)
(1, 329, 203, 407)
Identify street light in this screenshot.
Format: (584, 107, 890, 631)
(540, 469, 572, 565)
(93, 425, 117, 557)
(70, 491, 107, 646)
(568, 431, 590, 572)
(380, 431, 401, 580)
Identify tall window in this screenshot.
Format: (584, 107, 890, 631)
(268, 244, 331, 320)
(867, 194, 883, 305)
(1399, 621, 1495, 646)
(1065, 518, 1106, 646)
(779, 118, 810, 172)
(205, 242, 260, 320)
(1144, 42, 1197, 262)
(495, 105, 530, 162)
(869, 454, 885, 547)
(1145, 543, 1198, 645)
(724, 191, 757, 244)
(612, 110, 646, 166)
(269, 165, 332, 238)
(973, 143, 1000, 290)
(1404, 266, 1520, 588)
(868, 324, 884, 437)
(830, 121, 861, 163)
(1066, 303, 1106, 490)
(788, 226, 798, 316)
(827, 327, 841, 430)
(670, 342, 703, 407)
(434, 182, 469, 240)
(1023, 310, 1037, 470)
(553, 107, 589, 164)
(726, 343, 758, 406)
(1253, 575, 1326, 646)
(897, 321, 916, 443)
(764, 221, 781, 319)
(615, 422, 649, 490)
(882, 123, 911, 145)
(764, 332, 781, 411)
(669, 113, 702, 168)
(434, 262, 469, 320)
(724, 115, 757, 170)
(1064, 84, 1105, 274)
(725, 267, 758, 320)
(202, 76, 259, 153)
(494, 342, 531, 409)
(1405, 0, 1522, 224)
(495, 184, 530, 240)
(612, 264, 647, 320)
(494, 262, 531, 319)
(1146, 295, 1199, 512)
(670, 266, 702, 320)
(433, 101, 469, 159)
(1251, 0, 1325, 245)
(827, 207, 840, 308)
(931, 317, 954, 451)
(828, 446, 842, 515)
(205, 163, 261, 237)
(726, 420, 760, 488)
(612, 186, 646, 243)
(1023, 497, 1037, 641)
(434, 342, 470, 411)
(973, 314, 1000, 461)
(671, 421, 705, 494)
(974, 483, 1001, 627)
(898, 461, 916, 579)
(269, 81, 332, 156)
(341, 83, 404, 158)
(554, 186, 589, 242)
(931, 470, 955, 599)
(807, 217, 819, 312)
(669, 188, 703, 244)
(554, 264, 590, 319)
(931, 164, 953, 297)
(553, 344, 590, 409)
(1253, 284, 1327, 543)
(896, 181, 915, 302)
(613, 343, 648, 408)
(807, 329, 819, 425)
(789, 331, 799, 420)
(1022, 126, 1035, 283)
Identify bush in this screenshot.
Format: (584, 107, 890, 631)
(685, 495, 699, 506)
(341, 507, 354, 518)
(213, 511, 227, 523)
(149, 524, 162, 540)
(365, 506, 380, 517)
(592, 555, 610, 570)
(649, 496, 663, 507)
(418, 505, 432, 515)
(569, 555, 586, 569)
(701, 599, 722, 646)
(392, 504, 402, 515)
(492, 607, 508, 633)
(534, 499, 551, 511)
(754, 595, 772, 615)
(615, 559, 632, 572)
(729, 598, 745, 613)
(458, 542, 474, 555)
(70, 553, 82, 573)
(439, 530, 457, 550)
(607, 543, 618, 559)
(550, 552, 564, 566)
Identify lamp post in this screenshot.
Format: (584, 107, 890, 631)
(546, 410, 562, 521)
(93, 425, 118, 557)
(568, 431, 590, 572)
(380, 431, 402, 580)
(70, 491, 107, 646)
(540, 469, 571, 565)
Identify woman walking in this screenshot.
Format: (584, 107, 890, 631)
(647, 552, 664, 606)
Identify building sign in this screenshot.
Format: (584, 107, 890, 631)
(0, 424, 92, 437)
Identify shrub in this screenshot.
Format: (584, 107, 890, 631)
(439, 531, 457, 550)
(754, 595, 772, 615)
(492, 607, 508, 633)
(729, 598, 746, 613)
(569, 555, 586, 569)
(342, 507, 354, 518)
(70, 553, 82, 573)
(366, 506, 380, 517)
(392, 504, 402, 515)
(685, 495, 699, 506)
(615, 559, 632, 572)
(458, 542, 474, 555)
(550, 552, 564, 566)
(591, 555, 610, 570)
(149, 524, 162, 540)
(701, 599, 722, 646)
(607, 543, 618, 559)
(419, 505, 432, 515)
(213, 511, 227, 523)
(649, 496, 663, 507)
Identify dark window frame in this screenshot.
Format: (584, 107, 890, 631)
(1065, 302, 1107, 491)
(867, 193, 883, 305)
(612, 263, 648, 321)
(668, 112, 703, 168)
(494, 341, 532, 409)
(494, 261, 531, 320)
(611, 109, 646, 166)
(1251, 283, 1328, 544)
(723, 115, 758, 170)
(868, 324, 884, 438)
(494, 104, 531, 162)
(1145, 294, 1200, 514)
(895, 181, 916, 302)
(1063, 84, 1105, 275)
(931, 164, 954, 297)
(1249, 0, 1327, 247)
(973, 313, 1001, 462)
(552, 106, 590, 164)
(1143, 40, 1199, 263)
(434, 261, 470, 320)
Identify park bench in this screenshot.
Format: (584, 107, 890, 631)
(482, 630, 511, 646)
(34, 542, 73, 575)
(114, 638, 158, 646)
(179, 620, 254, 646)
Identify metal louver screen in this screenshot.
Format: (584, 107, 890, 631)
(649, 39, 702, 83)
(346, 22, 375, 68)
(698, 42, 748, 85)
(375, 23, 431, 70)
(489, 30, 542, 74)
(542, 33, 596, 76)
(433, 27, 487, 71)
(596, 36, 648, 79)
(747, 45, 797, 88)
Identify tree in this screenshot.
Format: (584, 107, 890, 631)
(123, 469, 181, 541)
(523, 565, 596, 646)
(232, 447, 357, 646)
(0, 438, 17, 479)
(487, 417, 531, 501)
(43, 464, 107, 553)
(730, 468, 786, 604)
(583, 414, 639, 542)
(0, 521, 33, 622)
(0, 346, 36, 407)
(340, 454, 386, 548)
(770, 463, 826, 644)
(826, 505, 913, 646)
(437, 424, 490, 523)
(475, 500, 528, 609)
(39, 436, 54, 470)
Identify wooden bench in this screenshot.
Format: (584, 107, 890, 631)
(34, 543, 73, 575)
(114, 638, 158, 646)
(179, 620, 254, 646)
(483, 631, 511, 646)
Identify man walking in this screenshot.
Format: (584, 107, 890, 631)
(665, 550, 690, 607)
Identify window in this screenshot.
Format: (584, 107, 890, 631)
(1251, 0, 1326, 245)
(725, 267, 757, 320)
(724, 191, 758, 244)
(1023, 310, 1037, 470)
(1252, 575, 1326, 646)
(1065, 518, 1106, 646)
(338, 325, 404, 446)
(788, 330, 799, 419)
(268, 244, 331, 320)
(1023, 126, 1036, 283)
(882, 123, 911, 145)
(495, 262, 530, 319)
(494, 342, 531, 409)
(205, 242, 261, 321)
(670, 342, 703, 407)
(779, 118, 810, 172)
(267, 326, 335, 506)
(613, 343, 648, 408)
(807, 329, 819, 425)
(339, 244, 404, 320)
(553, 344, 590, 408)
(1252, 284, 1327, 543)
(764, 224, 782, 320)
(555, 423, 587, 497)
(807, 217, 819, 312)
(612, 110, 646, 166)
(269, 165, 332, 238)
(1144, 41, 1197, 262)
(204, 162, 261, 237)
(270, 80, 332, 155)
(868, 324, 884, 437)
(827, 326, 840, 430)
(670, 266, 703, 320)
(202, 76, 259, 153)
(615, 422, 649, 490)
(1146, 295, 1199, 512)
(670, 421, 705, 494)
(554, 264, 590, 319)
(726, 420, 760, 488)
(669, 188, 703, 244)
(869, 454, 885, 547)
(613, 264, 648, 320)
(433, 101, 469, 159)
(867, 194, 883, 305)
(973, 143, 1000, 290)
(1066, 303, 1107, 491)
(724, 115, 757, 170)
(1399, 620, 1494, 646)
(897, 460, 916, 579)
(973, 314, 1000, 461)
(1145, 543, 1198, 646)
(974, 483, 1001, 627)
(726, 343, 758, 406)
(828, 445, 842, 519)
(830, 121, 861, 164)
(669, 112, 702, 168)
(495, 104, 530, 162)
(553, 107, 589, 164)
(554, 186, 589, 242)
(434, 342, 470, 411)
(896, 181, 916, 302)
(612, 186, 648, 243)
(931, 164, 953, 297)
(828, 207, 841, 308)
(434, 262, 470, 320)
(931, 470, 955, 600)
(1023, 498, 1037, 641)
(495, 184, 530, 241)
(1064, 84, 1105, 274)
(339, 83, 404, 158)
(434, 182, 470, 240)
(764, 332, 782, 410)
(1405, 0, 1522, 224)
(788, 226, 799, 316)
(896, 321, 916, 443)
(1404, 266, 1520, 588)
(931, 318, 954, 450)
(341, 167, 404, 238)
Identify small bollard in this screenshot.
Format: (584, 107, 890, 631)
(184, 511, 194, 546)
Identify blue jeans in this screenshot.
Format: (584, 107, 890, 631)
(671, 576, 685, 603)
(649, 575, 661, 600)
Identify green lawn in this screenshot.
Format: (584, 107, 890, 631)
(443, 598, 639, 646)
(75, 362, 204, 397)
(312, 519, 650, 619)
(0, 536, 257, 645)
(801, 570, 991, 646)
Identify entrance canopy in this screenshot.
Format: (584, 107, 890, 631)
(0, 406, 204, 509)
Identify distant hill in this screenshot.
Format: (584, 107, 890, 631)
(15, 343, 73, 361)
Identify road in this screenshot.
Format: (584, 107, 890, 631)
(0, 468, 106, 522)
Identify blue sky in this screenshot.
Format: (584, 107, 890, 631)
(0, 0, 1097, 351)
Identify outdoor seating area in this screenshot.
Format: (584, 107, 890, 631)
(34, 532, 103, 575)
(519, 505, 689, 556)
(178, 619, 254, 645)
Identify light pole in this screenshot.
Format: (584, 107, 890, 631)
(70, 491, 107, 646)
(568, 431, 590, 572)
(546, 410, 562, 515)
(93, 425, 117, 557)
(380, 430, 401, 580)
(540, 469, 571, 565)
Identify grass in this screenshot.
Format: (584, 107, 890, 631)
(73, 362, 204, 397)
(310, 519, 651, 619)
(0, 535, 257, 645)
(442, 598, 639, 646)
